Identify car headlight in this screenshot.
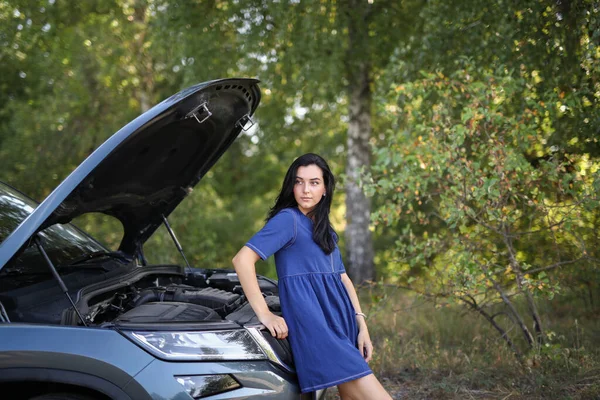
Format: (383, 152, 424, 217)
(122, 329, 267, 361)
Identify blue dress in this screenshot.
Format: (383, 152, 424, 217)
(246, 207, 372, 393)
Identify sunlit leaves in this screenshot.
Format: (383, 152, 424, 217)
(366, 63, 599, 343)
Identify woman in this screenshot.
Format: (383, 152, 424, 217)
(232, 153, 392, 399)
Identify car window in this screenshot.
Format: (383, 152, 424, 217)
(0, 183, 107, 280)
(0, 184, 36, 244)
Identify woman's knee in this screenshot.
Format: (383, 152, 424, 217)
(337, 374, 392, 400)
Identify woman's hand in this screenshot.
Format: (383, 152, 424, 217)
(357, 328, 373, 362)
(258, 311, 289, 339)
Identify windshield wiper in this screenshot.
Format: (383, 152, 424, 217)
(66, 251, 133, 266)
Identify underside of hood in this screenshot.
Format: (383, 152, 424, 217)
(0, 78, 260, 266)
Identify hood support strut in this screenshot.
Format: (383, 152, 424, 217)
(33, 235, 88, 326)
(161, 215, 194, 278)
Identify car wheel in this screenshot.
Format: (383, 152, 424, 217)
(29, 394, 98, 400)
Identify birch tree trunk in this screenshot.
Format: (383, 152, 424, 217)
(343, 1, 375, 284)
(344, 62, 375, 284)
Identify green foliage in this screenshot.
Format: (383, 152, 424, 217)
(402, 0, 600, 156)
(0, 0, 173, 200)
(366, 62, 600, 352)
(362, 0, 600, 354)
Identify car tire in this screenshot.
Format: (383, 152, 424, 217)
(29, 394, 98, 400)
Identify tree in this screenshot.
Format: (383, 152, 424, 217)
(366, 63, 599, 354)
(202, 0, 422, 283)
(0, 0, 175, 200)
(359, 0, 600, 354)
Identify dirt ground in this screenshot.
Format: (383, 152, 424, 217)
(322, 377, 576, 400)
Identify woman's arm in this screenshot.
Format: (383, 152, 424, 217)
(340, 273, 373, 362)
(232, 246, 288, 339)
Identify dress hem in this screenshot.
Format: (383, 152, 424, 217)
(300, 369, 373, 393)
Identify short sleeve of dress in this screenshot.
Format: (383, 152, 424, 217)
(246, 209, 296, 260)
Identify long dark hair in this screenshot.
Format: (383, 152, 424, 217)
(267, 153, 337, 254)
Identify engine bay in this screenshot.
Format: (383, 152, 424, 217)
(0, 264, 280, 328)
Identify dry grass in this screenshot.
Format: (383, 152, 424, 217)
(325, 285, 600, 399)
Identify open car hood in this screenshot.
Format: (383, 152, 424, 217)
(0, 78, 260, 267)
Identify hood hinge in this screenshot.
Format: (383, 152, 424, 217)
(186, 102, 212, 124)
(236, 114, 255, 131)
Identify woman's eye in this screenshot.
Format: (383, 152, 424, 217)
(311, 181, 319, 186)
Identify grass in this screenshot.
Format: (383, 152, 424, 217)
(325, 285, 600, 399)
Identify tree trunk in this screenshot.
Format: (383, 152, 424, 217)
(505, 235, 544, 346)
(343, 0, 375, 284)
(344, 62, 375, 284)
(138, 90, 151, 113)
(480, 263, 535, 348)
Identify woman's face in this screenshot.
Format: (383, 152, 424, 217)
(293, 164, 326, 215)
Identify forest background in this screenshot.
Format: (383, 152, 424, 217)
(1, 1, 599, 398)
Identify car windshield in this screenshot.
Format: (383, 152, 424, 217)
(0, 183, 107, 284)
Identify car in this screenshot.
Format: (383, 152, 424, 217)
(0, 78, 326, 400)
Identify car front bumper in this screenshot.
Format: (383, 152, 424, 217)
(127, 358, 325, 399)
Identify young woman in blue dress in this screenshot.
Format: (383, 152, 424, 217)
(232, 153, 392, 399)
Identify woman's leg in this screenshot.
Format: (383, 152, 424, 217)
(337, 374, 393, 400)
